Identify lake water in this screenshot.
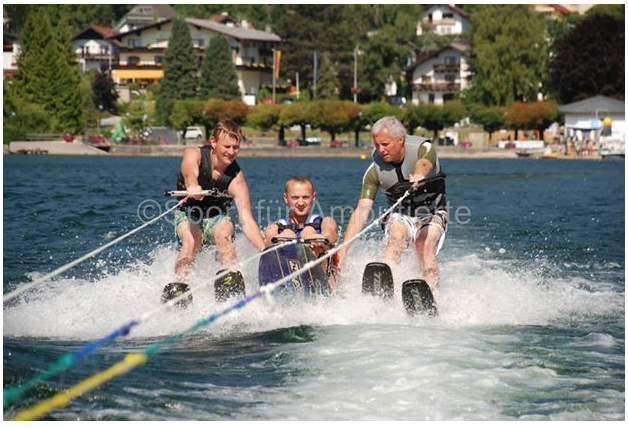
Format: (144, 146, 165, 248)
(3, 155, 625, 420)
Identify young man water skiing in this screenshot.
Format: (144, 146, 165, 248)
(263, 176, 339, 291)
(163, 121, 265, 306)
(264, 177, 338, 256)
(336, 116, 447, 312)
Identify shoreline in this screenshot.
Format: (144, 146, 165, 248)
(4, 141, 604, 161)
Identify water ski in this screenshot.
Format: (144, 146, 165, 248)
(214, 269, 245, 302)
(402, 279, 438, 317)
(361, 262, 394, 299)
(258, 242, 331, 299)
(161, 282, 193, 309)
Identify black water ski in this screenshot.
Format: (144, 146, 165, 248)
(361, 262, 394, 299)
(161, 282, 193, 309)
(402, 279, 438, 317)
(214, 270, 245, 302)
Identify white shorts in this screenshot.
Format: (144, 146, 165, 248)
(384, 210, 448, 255)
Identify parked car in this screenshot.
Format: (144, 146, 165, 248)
(504, 141, 517, 149)
(181, 126, 204, 140)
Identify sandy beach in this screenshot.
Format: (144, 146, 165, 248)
(4, 140, 604, 160)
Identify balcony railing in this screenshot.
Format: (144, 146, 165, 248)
(434, 63, 460, 73)
(415, 82, 460, 92)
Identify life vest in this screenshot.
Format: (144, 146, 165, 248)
(276, 214, 323, 238)
(371, 136, 447, 216)
(176, 145, 240, 219)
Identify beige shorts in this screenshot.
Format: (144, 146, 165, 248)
(384, 210, 448, 255)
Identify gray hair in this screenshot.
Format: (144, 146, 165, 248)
(372, 116, 406, 140)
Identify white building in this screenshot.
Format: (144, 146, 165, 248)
(406, 43, 470, 105)
(72, 25, 117, 73)
(115, 4, 178, 33)
(416, 4, 470, 36)
(108, 17, 281, 102)
(3, 31, 18, 79)
(559, 95, 625, 141)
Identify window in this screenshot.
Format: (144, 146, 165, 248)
(445, 74, 456, 82)
(443, 93, 455, 102)
(422, 75, 432, 83)
(154, 56, 164, 64)
(127, 56, 140, 66)
(139, 6, 153, 14)
(443, 12, 454, 19)
(428, 93, 435, 104)
(127, 38, 141, 48)
(445, 56, 458, 65)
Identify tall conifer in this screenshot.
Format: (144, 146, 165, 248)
(157, 18, 198, 124)
(198, 33, 241, 100)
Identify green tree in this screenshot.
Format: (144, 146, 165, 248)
(309, 100, 361, 140)
(92, 70, 119, 113)
(316, 52, 341, 99)
(203, 99, 249, 132)
(279, 102, 313, 142)
(358, 9, 418, 103)
(469, 105, 505, 146)
(52, 14, 84, 133)
(198, 33, 241, 100)
(156, 18, 199, 124)
(246, 104, 285, 144)
(549, 13, 625, 103)
(466, 5, 548, 106)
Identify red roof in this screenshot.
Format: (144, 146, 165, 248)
(549, 4, 572, 16)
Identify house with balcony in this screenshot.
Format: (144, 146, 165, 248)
(108, 17, 281, 102)
(72, 25, 117, 73)
(416, 4, 470, 36)
(406, 43, 470, 105)
(3, 31, 18, 80)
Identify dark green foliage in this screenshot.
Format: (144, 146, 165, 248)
(11, 9, 83, 133)
(198, 33, 241, 100)
(92, 71, 119, 113)
(4, 4, 130, 34)
(156, 18, 199, 124)
(469, 104, 505, 142)
(466, 5, 548, 106)
(549, 13, 625, 103)
(316, 52, 341, 100)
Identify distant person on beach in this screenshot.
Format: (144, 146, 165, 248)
(336, 116, 448, 294)
(164, 120, 265, 304)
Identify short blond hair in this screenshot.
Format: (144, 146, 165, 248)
(284, 176, 314, 194)
(212, 120, 242, 143)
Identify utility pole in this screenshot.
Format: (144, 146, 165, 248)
(353, 46, 358, 103)
(272, 48, 276, 103)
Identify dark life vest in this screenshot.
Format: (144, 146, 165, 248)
(176, 145, 240, 219)
(276, 214, 323, 238)
(384, 172, 447, 216)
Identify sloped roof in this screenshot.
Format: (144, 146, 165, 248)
(549, 4, 573, 16)
(126, 4, 178, 20)
(423, 4, 470, 19)
(73, 24, 116, 40)
(110, 17, 281, 43)
(406, 43, 468, 72)
(559, 95, 625, 114)
(186, 18, 281, 42)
